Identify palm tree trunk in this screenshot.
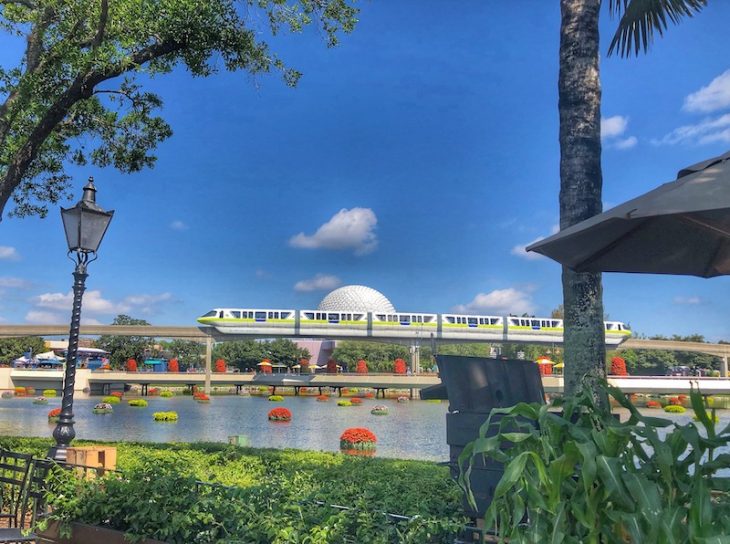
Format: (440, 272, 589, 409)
(559, 0, 607, 403)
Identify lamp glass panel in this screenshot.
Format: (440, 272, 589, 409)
(79, 209, 112, 252)
(61, 207, 82, 251)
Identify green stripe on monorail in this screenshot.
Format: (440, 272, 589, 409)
(372, 321, 437, 327)
(442, 323, 502, 329)
(198, 318, 296, 325)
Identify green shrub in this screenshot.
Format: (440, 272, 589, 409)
(42, 389, 57, 397)
(153, 411, 178, 422)
(460, 384, 730, 542)
(101, 396, 120, 404)
(268, 395, 284, 402)
(337, 400, 352, 407)
(663, 404, 686, 413)
(160, 391, 174, 398)
(128, 399, 148, 407)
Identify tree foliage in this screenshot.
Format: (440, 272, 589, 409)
(158, 339, 202, 368)
(212, 339, 309, 371)
(332, 341, 410, 373)
(94, 314, 154, 368)
(0, 0, 358, 219)
(0, 335, 46, 362)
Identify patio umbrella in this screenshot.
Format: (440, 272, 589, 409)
(527, 151, 730, 277)
(257, 361, 272, 366)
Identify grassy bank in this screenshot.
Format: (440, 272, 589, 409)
(0, 437, 466, 543)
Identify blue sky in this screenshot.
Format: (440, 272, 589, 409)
(2, 2, 730, 341)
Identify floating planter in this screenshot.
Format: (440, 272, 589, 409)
(316, 395, 329, 402)
(48, 408, 61, 423)
(14, 387, 26, 397)
(128, 399, 148, 407)
(153, 411, 178, 422)
(350, 398, 363, 405)
(110, 391, 124, 399)
(337, 400, 352, 407)
(148, 388, 161, 396)
(371, 405, 389, 416)
(42, 389, 57, 397)
(268, 395, 284, 402)
(33, 397, 48, 405)
(102, 396, 121, 404)
(397, 396, 409, 403)
(340, 427, 377, 452)
(1, 391, 13, 399)
(93, 403, 114, 415)
(160, 390, 174, 398)
(194, 393, 210, 403)
(364, 392, 375, 399)
(645, 400, 662, 409)
(664, 405, 686, 414)
(268, 407, 292, 422)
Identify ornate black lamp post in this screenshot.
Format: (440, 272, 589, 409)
(49, 177, 113, 461)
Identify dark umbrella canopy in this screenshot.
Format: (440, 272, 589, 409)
(527, 151, 730, 278)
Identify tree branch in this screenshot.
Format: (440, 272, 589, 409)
(0, 0, 37, 9)
(0, 39, 185, 218)
(91, 0, 108, 50)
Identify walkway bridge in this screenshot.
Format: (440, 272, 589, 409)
(1, 325, 729, 393)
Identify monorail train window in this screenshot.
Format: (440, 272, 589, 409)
(491, 318, 500, 325)
(468, 317, 477, 326)
(354, 314, 364, 320)
(203, 311, 217, 317)
(400, 315, 410, 322)
(376, 314, 385, 321)
(304, 312, 314, 319)
(328, 313, 339, 321)
(606, 323, 615, 330)
(280, 312, 289, 319)
(230, 311, 241, 319)
(255, 311, 266, 320)
(445, 316, 455, 324)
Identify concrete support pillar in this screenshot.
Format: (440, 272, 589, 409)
(722, 355, 728, 378)
(204, 336, 213, 395)
(410, 344, 420, 375)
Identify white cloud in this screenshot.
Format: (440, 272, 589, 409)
(31, 290, 173, 317)
(170, 220, 188, 231)
(0, 277, 31, 289)
(453, 288, 536, 315)
(674, 296, 702, 305)
(25, 310, 65, 324)
(611, 136, 638, 150)
(289, 208, 378, 256)
(0, 246, 19, 260)
(512, 225, 559, 261)
(652, 113, 730, 146)
(601, 116, 637, 151)
(683, 70, 730, 113)
(601, 116, 629, 139)
(294, 274, 342, 292)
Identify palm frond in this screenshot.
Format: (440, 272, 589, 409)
(608, 0, 707, 57)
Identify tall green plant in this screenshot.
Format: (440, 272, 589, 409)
(459, 384, 730, 543)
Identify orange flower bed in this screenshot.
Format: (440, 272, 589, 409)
(48, 408, 61, 421)
(14, 387, 26, 397)
(268, 407, 292, 422)
(364, 392, 375, 399)
(668, 397, 681, 406)
(194, 393, 210, 403)
(110, 391, 123, 399)
(646, 400, 662, 409)
(148, 387, 160, 396)
(340, 427, 377, 450)
(350, 398, 363, 405)
(316, 395, 329, 402)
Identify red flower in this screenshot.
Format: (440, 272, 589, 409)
(316, 395, 329, 402)
(350, 398, 363, 405)
(669, 397, 681, 406)
(126, 358, 138, 372)
(394, 358, 407, 375)
(48, 408, 61, 418)
(215, 359, 226, 373)
(111, 391, 123, 398)
(194, 393, 210, 401)
(610, 357, 628, 376)
(356, 359, 368, 374)
(268, 407, 292, 422)
(646, 400, 661, 408)
(168, 358, 179, 373)
(340, 427, 377, 450)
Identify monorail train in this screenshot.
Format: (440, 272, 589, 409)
(197, 308, 631, 346)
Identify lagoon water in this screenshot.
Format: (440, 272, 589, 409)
(5, 395, 450, 460)
(4, 395, 728, 461)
